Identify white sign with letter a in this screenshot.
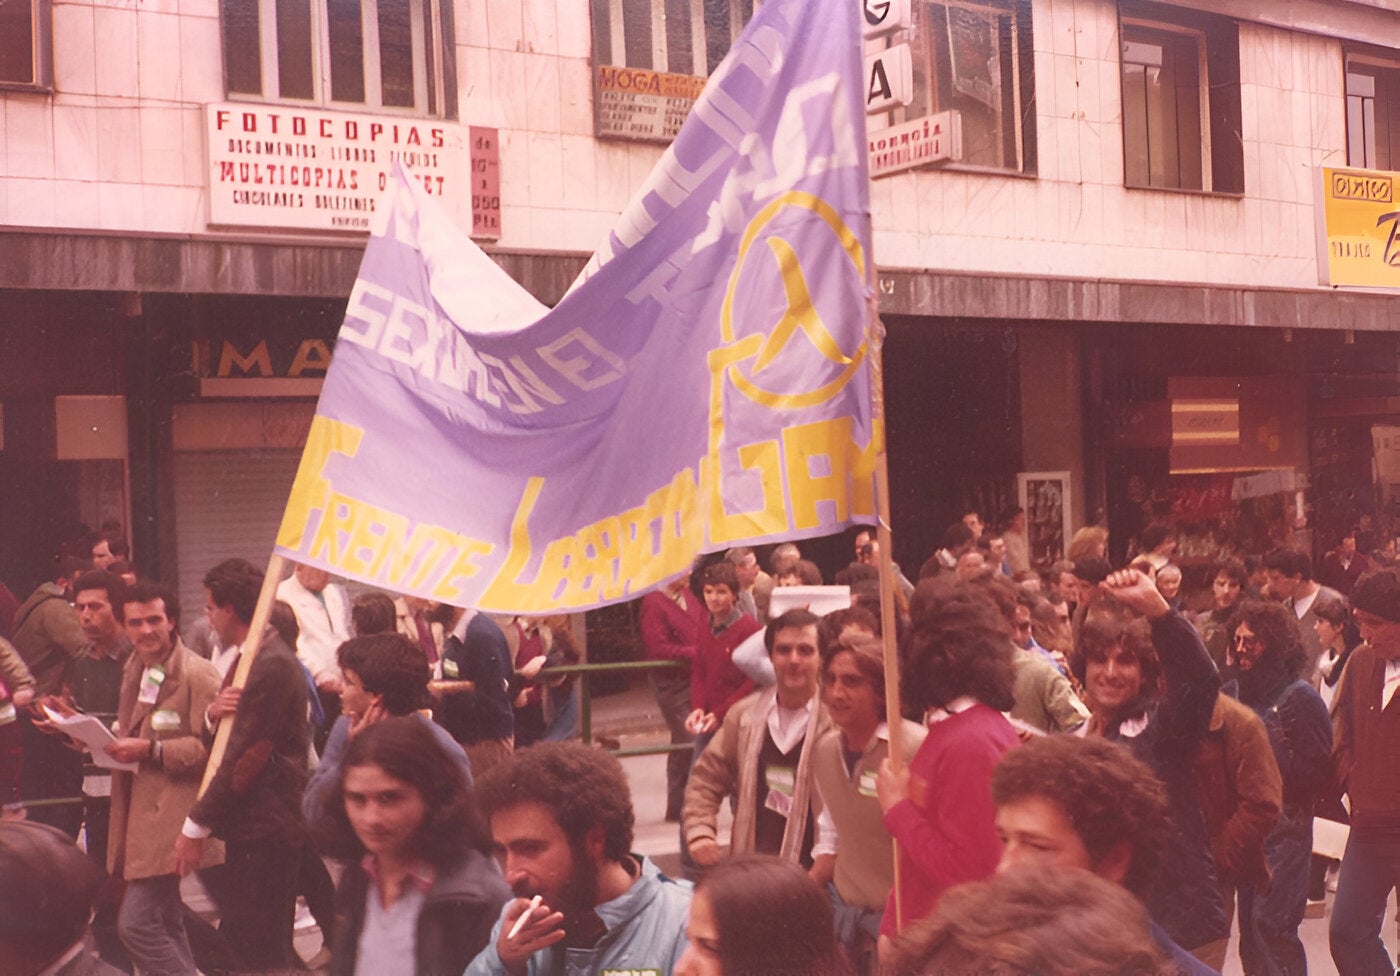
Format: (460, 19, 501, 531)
(864, 44, 912, 114)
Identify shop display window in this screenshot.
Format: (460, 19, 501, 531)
(890, 0, 1036, 173)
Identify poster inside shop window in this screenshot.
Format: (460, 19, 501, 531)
(1018, 471, 1071, 567)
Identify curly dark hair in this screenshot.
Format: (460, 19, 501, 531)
(902, 580, 1016, 713)
(1071, 602, 1163, 711)
(1232, 599, 1308, 680)
(338, 633, 431, 715)
(991, 734, 1169, 897)
(474, 741, 634, 863)
(895, 867, 1171, 976)
(1209, 557, 1248, 587)
(72, 571, 126, 615)
(700, 560, 739, 595)
(324, 716, 490, 868)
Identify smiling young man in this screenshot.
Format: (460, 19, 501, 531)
(684, 608, 831, 872)
(466, 741, 692, 976)
(1328, 569, 1400, 975)
(1071, 568, 1225, 958)
(105, 581, 223, 976)
(809, 634, 926, 971)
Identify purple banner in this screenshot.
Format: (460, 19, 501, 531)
(275, 0, 876, 613)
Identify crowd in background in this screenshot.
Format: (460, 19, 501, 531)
(0, 512, 1397, 976)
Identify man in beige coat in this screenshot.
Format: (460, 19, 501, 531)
(105, 581, 222, 976)
(684, 608, 831, 869)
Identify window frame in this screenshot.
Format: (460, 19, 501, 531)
(592, 0, 753, 77)
(882, 0, 1038, 176)
(0, 0, 54, 93)
(1344, 50, 1400, 171)
(220, 0, 454, 118)
(1116, 0, 1242, 197)
(1119, 17, 1211, 191)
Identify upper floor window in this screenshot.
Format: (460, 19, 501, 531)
(890, 0, 1036, 173)
(1346, 55, 1400, 171)
(0, 0, 53, 91)
(1118, 2, 1242, 194)
(220, 0, 454, 116)
(591, 0, 753, 77)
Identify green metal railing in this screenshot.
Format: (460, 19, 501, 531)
(537, 659, 691, 758)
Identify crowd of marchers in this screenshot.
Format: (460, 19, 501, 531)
(0, 515, 1397, 976)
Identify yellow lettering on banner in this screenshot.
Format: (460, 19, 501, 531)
(705, 439, 788, 546)
(850, 418, 880, 517)
(430, 540, 497, 601)
(277, 416, 364, 551)
(278, 414, 494, 603)
(482, 470, 701, 612)
(480, 478, 547, 609)
(781, 417, 880, 529)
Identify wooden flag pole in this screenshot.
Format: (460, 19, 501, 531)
(196, 551, 289, 796)
(866, 290, 906, 933)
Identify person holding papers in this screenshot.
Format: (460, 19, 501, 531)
(105, 581, 223, 976)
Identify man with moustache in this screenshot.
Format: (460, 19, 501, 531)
(466, 741, 692, 976)
(105, 582, 223, 976)
(684, 608, 832, 869)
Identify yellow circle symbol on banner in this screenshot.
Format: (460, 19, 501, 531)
(719, 191, 867, 410)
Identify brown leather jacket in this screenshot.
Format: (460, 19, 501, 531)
(1191, 693, 1282, 893)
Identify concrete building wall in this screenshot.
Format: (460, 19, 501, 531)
(1, 0, 1391, 293)
(870, 0, 1355, 290)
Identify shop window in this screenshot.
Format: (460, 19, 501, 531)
(892, 0, 1036, 172)
(590, 0, 754, 77)
(1346, 56, 1400, 171)
(1118, 2, 1242, 194)
(0, 0, 53, 91)
(220, 0, 454, 116)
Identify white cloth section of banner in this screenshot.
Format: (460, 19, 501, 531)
(380, 160, 548, 336)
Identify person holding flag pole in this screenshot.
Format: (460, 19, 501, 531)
(182, 0, 917, 956)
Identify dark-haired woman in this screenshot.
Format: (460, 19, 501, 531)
(1227, 601, 1332, 976)
(321, 716, 509, 976)
(873, 582, 1020, 962)
(676, 855, 837, 976)
(1311, 595, 1359, 713)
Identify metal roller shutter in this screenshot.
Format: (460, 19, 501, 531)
(172, 449, 302, 630)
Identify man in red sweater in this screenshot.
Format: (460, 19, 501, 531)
(639, 572, 707, 822)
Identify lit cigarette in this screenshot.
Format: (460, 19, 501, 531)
(508, 895, 542, 940)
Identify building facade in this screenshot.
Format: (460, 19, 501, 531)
(2, 0, 1398, 606)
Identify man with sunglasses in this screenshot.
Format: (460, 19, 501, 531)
(1329, 569, 1400, 975)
